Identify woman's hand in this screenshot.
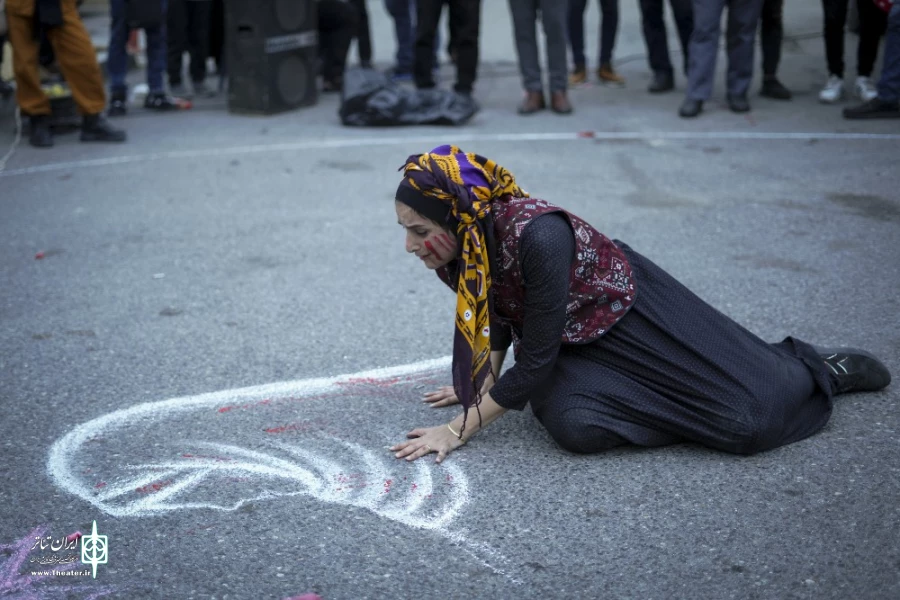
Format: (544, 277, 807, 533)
(422, 386, 459, 407)
(390, 425, 465, 464)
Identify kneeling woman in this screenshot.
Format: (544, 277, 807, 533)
(390, 145, 891, 463)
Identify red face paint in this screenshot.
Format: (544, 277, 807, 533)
(424, 240, 442, 261)
(435, 233, 455, 253)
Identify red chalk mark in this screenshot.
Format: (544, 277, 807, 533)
(383, 478, 394, 494)
(411, 483, 418, 492)
(577, 130, 596, 138)
(94, 482, 107, 489)
(284, 594, 322, 600)
(65, 532, 83, 544)
(264, 420, 326, 434)
(35, 251, 45, 260)
(135, 480, 172, 494)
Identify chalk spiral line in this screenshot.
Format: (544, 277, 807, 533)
(47, 356, 520, 583)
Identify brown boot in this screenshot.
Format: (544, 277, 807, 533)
(597, 63, 626, 87)
(517, 90, 545, 115)
(550, 90, 573, 115)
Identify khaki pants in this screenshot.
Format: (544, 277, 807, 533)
(6, 0, 105, 115)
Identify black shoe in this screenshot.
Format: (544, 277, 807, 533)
(727, 94, 751, 113)
(108, 89, 128, 117)
(80, 114, 127, 143)
(29, 115, 54, 148)
(843, 97, 900, 119)
(0, 79, 13, 100)
(648, 71, 674, 94)
(814, 346, 892, 395)
(678, 98, 703, 118)
(760, 77, 792, 100)
(144, 92, 179, 111)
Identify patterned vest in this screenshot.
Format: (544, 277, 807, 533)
(437, 197, 636, 350)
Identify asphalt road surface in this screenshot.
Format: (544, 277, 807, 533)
(1, 2, 899, 599)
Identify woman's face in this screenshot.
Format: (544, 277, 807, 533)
(395, 201, 459, 270)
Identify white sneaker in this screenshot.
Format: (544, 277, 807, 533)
(819, 75, 844, 103)
(854, 76, 878, 101)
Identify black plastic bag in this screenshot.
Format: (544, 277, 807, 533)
(339, 68, 478, 127)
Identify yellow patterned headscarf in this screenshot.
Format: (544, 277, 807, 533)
(398, 145, 528, 431)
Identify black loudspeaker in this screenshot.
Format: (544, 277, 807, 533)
(226, 0, 319, 115)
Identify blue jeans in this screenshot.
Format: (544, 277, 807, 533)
(879, 3, 900, 102)
(107, 0, 168, 94)
(384, 0, 439, 72)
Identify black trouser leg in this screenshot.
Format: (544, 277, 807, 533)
(669, 0, 693, 74)
(348, 0, 372, 64)
(447, 0, 480, 93)
(318, 0, 357, 83)
(414, 0, 444, 88)
(821, 0, 846, 77)
(167, 0, 188, 85)
(855, 0, 888, 77)
(187, 0, 212, 83)
(759, 0, 783, 76)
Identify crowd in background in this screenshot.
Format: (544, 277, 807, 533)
(0, 0, 898, 150)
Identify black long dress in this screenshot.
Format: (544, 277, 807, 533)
(488, 214, 834, 455)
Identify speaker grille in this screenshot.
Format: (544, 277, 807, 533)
(275, 0, 308, 31)
(277, 56, 311, 106)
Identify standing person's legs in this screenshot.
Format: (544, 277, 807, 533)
(186, 0, 212, 89)
(414, 0, 443, 88)
(318, 0, 357, 90)
(669, 0, 694, 74)
(539, 0, 569, 95)
(44, 0, 107, 116)
(385, 0, 414, 73)
(45, 0, 125, 142)
(821, 0, 846, 78)
(167, 0, 187, 88)
(142, 0, 169, 94)
(106, 0, 131, 99)
(508, 0, 542, 94)
(639, 0, 673, 76)
(6, 8, 51, 117)
(597, 0, 619, 66)
(758, 0, 791, 98)
(759, 0, 782, 78)
(724, 0, 765, 102)
(843, 3, 900, 117)
(567, 0, 588, 74)
(447, 0, 479, 94)
(349, 0, 373, 66)
(685, 0, 726, 102)
(855, 0, 888, 78)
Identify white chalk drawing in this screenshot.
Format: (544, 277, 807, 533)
(47, 357, 519, 582)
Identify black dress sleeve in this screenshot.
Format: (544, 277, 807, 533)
(489, 213, 575, 411)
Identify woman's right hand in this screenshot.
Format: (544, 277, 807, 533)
(422, 386, 459, 407)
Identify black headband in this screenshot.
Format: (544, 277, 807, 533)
(395, 180, 453, 228)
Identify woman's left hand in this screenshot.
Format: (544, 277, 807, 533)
(390, 425, 464, 464)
